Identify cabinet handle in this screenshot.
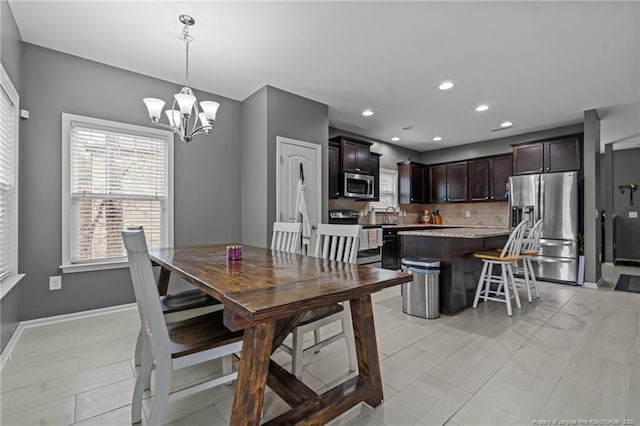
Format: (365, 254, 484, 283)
(539, 168, 543, 172)
(485, 197, 489, 200)
(355, 168, 360, 172)
(546, 167, 550, 171)
(491, 196, 494, 200)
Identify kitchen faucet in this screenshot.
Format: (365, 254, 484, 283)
(385, 206, 397, 225)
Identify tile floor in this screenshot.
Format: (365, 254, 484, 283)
(1, 263, 639, 425)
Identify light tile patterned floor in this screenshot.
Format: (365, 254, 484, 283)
(1, 263, 639, 425)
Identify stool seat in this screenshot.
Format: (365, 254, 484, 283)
(520, 250, 539, 256)
(472, 251, 520, 262)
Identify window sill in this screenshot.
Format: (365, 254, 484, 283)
(61, 261, 128, 274)
(1, 274, 25, 300)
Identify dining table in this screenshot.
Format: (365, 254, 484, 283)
(149, 243, 412, 425)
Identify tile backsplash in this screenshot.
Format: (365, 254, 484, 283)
(328, 198, 509, 227)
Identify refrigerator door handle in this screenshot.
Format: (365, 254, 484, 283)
(539, 178, 544, 224)
(540, 240, 576, 247)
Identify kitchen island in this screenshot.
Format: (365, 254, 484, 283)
(399, 228, 509, 315)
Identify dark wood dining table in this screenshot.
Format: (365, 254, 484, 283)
(150, 244, 412, 425)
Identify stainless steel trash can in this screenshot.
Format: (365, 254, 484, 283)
(401, 258, 441, 319)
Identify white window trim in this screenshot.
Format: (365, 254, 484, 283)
(0, 63, 22, 295)
(370, 168, 398, 211)
(61, 113, 174, 273)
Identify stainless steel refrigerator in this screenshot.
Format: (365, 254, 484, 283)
(509, 171, 579, 284)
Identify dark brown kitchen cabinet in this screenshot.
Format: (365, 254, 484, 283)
(340, 139, 371, 174)
(382, 229, 400, 270)
(468, 159, 490, 201)
(369, 152, 381, 201)
(328, 142, 340, 199)
(489, 154, 512, 201)
(512, 135, 581, 175)
(446, 161, 468, 202)
(398, 161, 426, 204)
(545, 137, 581, 173)
(429, 164, 447, 203)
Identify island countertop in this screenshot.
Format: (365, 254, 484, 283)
(398, 227, 510, 238)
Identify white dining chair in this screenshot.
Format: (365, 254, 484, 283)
(279, 223, 360, 378)
(271, 222, 303, 253)
(130, 225, 221, 367)
(122, 228, 243, 425)
(472, 220, 528, 316)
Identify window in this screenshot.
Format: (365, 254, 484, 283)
(369, 168, 398, 210)
(62, 114, 174, 273)
(0, 64, 19, 285)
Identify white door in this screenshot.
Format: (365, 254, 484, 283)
(276, 137, 322, 254)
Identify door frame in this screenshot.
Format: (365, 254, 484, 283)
(275, 136, 322, 226)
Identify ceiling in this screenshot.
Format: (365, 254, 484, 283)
(8, 1, 640, 152)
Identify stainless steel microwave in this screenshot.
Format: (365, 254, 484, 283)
(343, 172, 375, 199)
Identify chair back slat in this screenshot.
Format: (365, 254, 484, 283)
(522, 219, 544, 252)
(122, 228, 170, 362)
(502, 219, 529, 258)
(314, 224, 361, 264)
(271, 222, 303, 253)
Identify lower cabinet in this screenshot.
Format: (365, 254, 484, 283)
(382, 229, 400, 270)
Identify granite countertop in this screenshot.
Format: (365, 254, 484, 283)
(398, 227, 511, 238)
(362, 223, 508, 230)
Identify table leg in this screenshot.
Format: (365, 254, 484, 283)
(230, 321, 275, 426)
(350, 294, 384, 407)
(157, 266, 171, 296)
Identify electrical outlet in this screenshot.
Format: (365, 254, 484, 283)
(465, 210, 471, 218)
(49, 276, 62, 290)
(630, 211, 638, 218)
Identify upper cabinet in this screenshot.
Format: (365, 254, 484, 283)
(333, 137, 372, 174)
(467, 155, 513, 202)
(512, 135, 581, 175)
(328, 142, 341, 199)
(370, 152, 381, 201)
(428, 164, 447, 203)
(489, 154, 512, 201)
(446, 161, 468, 202)
(468, 158, 490, 201)
(398, 162, 427, 204)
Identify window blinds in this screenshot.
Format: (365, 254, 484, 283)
(369, 169, 398, 210)
(0, 84, 16, 280)
(68, 122, 169, 263)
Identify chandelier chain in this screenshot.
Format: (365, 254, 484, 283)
(181, 24, 192, 88)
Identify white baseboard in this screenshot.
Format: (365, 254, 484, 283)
(1, 303, 137, 370)
(582, 281, 599, 289)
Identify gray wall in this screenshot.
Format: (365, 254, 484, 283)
(584, 109, 601, 282)
(605, 147, 640, 262)
(19, 43, 242, 320)
(266, 86, 329, 238)
(419, 124, 584, 164)
(241, 85, 328, 248)
(240, 87, 268, 247)
(328, 127, 421, 170)
(1, 0, 21, 90)
(1, 0, 22, 352)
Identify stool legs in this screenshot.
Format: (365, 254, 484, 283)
(472, 260, 521, 316)
(473, 262, 489, 308)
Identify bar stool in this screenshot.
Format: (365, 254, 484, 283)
(519, 219, 544, 303)
(472, 220, 528, 316)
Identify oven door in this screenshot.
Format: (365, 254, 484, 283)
(357, 248, 382, 265)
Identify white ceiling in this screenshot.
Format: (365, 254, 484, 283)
(8, 1, 640, 152)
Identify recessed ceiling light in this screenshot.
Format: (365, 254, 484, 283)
(391, 137, 400, 142)
(362, 110, 374, 117)
(475, 105, 489, 112)
(433, 136, 443, 142)
(438, 81, 454, 90)
(500, 121, 513, 128)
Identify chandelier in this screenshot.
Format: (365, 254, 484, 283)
(143, 15, 219, 143)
